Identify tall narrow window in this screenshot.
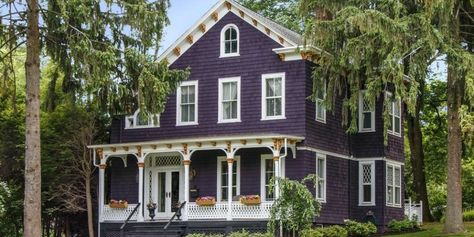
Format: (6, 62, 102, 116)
(260, 155, 275, 201)
(315, 81, 326, 123)
(218, 77, 241, 123)
(217, 157, 240, 201)
(220, 24, 239, 57)
(387, 92, 401, 136)
(359, 161, 375, 206)
(262, 73, 285, 120)
(316, 154, 326, 201)
(176, 81, 198, 126)
(386, 163, 402, 207)
(358, 91, 375, 132)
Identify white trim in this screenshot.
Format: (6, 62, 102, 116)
(176, 80, 199, 126)
(125, 109, 160, 129)
(296, 146, 350, 160)
(218, 77, 241, 123)
(386, 92, 402, 137)
(261, 72, 286, 120)
(386, 161, 402, 208)
(315, 80, 326, 123)
(217, 156, 241, 202)
(220, 24, 240, 58)
(315, 153, 326, 202)
(260, 154, 275, 202)
(358, 90, 375, 132)
(358, 161, 376, 206)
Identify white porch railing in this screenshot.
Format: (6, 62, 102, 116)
(404, 198, 423, 224)
(101, 204, 139, 221)
(187, 202, 273, 220)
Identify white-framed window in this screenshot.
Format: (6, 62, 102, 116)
(218, 77, 241, 123)
(359, 161, 375, 206)
(217, 156, 240, 202)
(358, 90, 375, 132)
(315, 154, 326, 202)
(125, 109, 160, 129)
(176, 81, 198, 126)
(261, 73, 286, 120)
(220, 24, 239, 57)
(260, 155, 275, 201)
(315, 81, 326, 123)
(386, 92, 402, 136)
(386, 162, 402, 207)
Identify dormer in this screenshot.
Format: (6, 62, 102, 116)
(125, 109, 160, 129)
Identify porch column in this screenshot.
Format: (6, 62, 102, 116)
(183, 159, 191, 221)
(99, 164, 106, 222)
(227, 157, 234, 221)
(137, 162, 145, 222)
(273, 156, 280, 199)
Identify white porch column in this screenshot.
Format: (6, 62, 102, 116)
(137, 162, 145, 222)
(183, 159, 191, 221)
(273, 156, 280, 199)
(98, 164, 106, 222)
(226, 157, 234, 221)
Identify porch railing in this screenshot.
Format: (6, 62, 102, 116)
(187, 202, 273, 220)
(102, 204, 139, 221)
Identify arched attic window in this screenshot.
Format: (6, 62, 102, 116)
(220, 24, 239, 57)
(125, 109, 160, 129)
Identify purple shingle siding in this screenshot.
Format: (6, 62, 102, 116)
(108, 156, 138, 203)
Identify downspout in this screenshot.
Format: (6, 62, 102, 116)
(278, 138, 287, 237)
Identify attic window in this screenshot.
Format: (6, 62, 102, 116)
(220, 24, 239, 57)
(125, 109, 160, 129)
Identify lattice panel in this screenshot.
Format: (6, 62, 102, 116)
(188, 203, 228, 219)
(147, 153, 182, 167)
(362, 164, 372, 184)
(232, 202, 272, 219)
(394, 168, 401, 186)
(102, 204, 138, 221)
(363, 97, 373, 111)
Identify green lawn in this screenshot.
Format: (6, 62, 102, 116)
(387, 222, 474, 237)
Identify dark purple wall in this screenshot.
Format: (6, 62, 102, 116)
(108, 156, 138, 203)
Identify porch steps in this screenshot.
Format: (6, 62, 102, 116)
(102, 222, 187, 237)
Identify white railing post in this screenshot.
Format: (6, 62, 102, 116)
(183, 158, 191, 221)
(274, 156, 280, 199)
(99, 164, 106, 222)
(137, 161, 144, 222)
(227, 156, 234, 221)
(419, 200, 423, 223)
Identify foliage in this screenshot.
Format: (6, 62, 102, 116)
(268, 175, 321, 235)
(301, 225, 348, 237)
(387, 222, 474, 237)
(387, 219, 420, 233)
(344, 220, 377, 237)
(0, 181, 23, 237)
(441, 210, 474, 223)
(185, 234, 224, 237)
(228, 230, 272, 237)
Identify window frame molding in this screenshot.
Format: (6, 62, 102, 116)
(315, 153, 327, 202)
(220, 24, 240, 58)
(386, 162, 402, 208)
(358, 90, 376, 133)
(176, 80, 199, 126)
(315, 80, 327, 123)
(386, 92, 402, 137)
(358, 160, 376, 206)
(218, 77, 241, 123)
(125, 109, 160, 129)
(216, 156, 241, 202)
(261, 72, 286, 121)
(260, 154, 275, 202)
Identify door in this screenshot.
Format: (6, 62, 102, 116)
(155, 169, 181, 218)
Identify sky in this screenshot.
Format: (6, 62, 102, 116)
(160, 0, 218, 53)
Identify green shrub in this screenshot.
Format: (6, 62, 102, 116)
(301, 228, 324, 237)
(387, 219, 419, 232)
(320, 225, 348, 237)
(228, 230, 272, 237)
(345, 220, 377, 237)
(463, 210, 474, 222)
(186, 234, 224, 237)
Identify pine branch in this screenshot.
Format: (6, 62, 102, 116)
(461, 7, 474, 24)
(0, 40, 26, 62)
(0, 29, 26, 49)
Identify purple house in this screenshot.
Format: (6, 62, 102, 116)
(89, 0, 405, 235)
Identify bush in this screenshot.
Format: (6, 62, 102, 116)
(301, 228, 324, 237)
(344, 220, 377, 237)
(186, 234, 223, 237)
(320, 226, 348, 237)
(228, 230, 272, 237)
(464, 210, 474, 222)
(387, 219, 419, 232)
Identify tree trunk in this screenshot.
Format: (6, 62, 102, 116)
(444, 62, 464, 233)
(86, 176, 95, 237)
(406, 86, 433, 222)
(24, 0, 42, 237)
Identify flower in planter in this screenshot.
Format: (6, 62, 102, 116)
(196, 196, 215, 201)
(147, 202, 157, 209)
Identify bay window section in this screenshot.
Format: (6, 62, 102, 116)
(359, 161, 375, 206)
(386, 163, 402, 207)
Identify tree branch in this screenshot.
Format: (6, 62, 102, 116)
(0, 40, 26, 62)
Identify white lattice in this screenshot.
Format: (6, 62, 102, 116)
(147, 153, 182, 167)
(363, 97, 373, 111)
(232, 202, 272, 219)
(101, 204, 138, 221)
(187, 203, 228, 219)
(362, 165, 372, 184)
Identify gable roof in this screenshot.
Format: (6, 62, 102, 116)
(158, 0, 304, 65)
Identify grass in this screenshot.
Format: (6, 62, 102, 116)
(387, 222, 474, 237)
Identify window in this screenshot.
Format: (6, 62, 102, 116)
(359, 161, 375, 206)
(176, 81, 198, 126)
(315, 81, 326, 123)
(316, 154, 326, 201)
(262, 73, 285, 120)
(218, 77, 241, 123)
(358, 91, 375, 132)
(260, 155, 275, 201)
(217, 156, 240, 201)
(125, 109, 160, 129)
(386, 92, 402, 136)
(386, 163, 402, 207)
(220, 24, 239, 57)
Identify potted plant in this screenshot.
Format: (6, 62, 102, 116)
(196, 196, 216, 206)
(240, 195, 261, 205)
(109, 199, 128, 208)
(147, 202, 156, 220)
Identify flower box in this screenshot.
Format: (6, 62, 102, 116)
(240, 195, 261, 205)
(109, 199, 128, 208)
(196, 196, 216, 206)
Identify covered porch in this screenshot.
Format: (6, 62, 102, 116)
(89, 134, 302, 222)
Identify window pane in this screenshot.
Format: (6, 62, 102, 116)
(266, 79, 274, 97)
(316, 101, 325, 119)
(223, 102, 231, 120)
(188, 86, 195, 103)
(267, 99, 275, 116)
(230, 28, 236, 39)
(395, 117, 401, 133)
(266, 159, 273, 171)
(222, 187, 228, 201)
(363, 112, 372, 128)
(363, 185, 372, 202)
(225, 42, 231, 54)
(231, 101, 237, 119)
(274, 78, 282, 96)
(223, 83, 230, 100)
(181, 86, 188, 103)
(230, 82, 237, 100)
(275, 98, 282, 116)
(395, 187, 401, 204)
(181, 105, 188, 122)
(231, 40, 237, 53)
(189, 105, 195, 121)
(318, 181, 324, 199)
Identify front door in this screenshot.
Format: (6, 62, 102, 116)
(155, 169, 181, 218)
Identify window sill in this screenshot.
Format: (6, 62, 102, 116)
(358, 203, 376, 206)
(218, 119, 242, 124)
(220, 53, 240, 58)
(388, 131, 402, 137)
(176, 122, 199, 127)
(315, 118, 326, 124)
(124, 126, 160, 130)
(386, 203, 402, 208)
(358, 129, 375, 133)
(261, 116, 286, 121)
(316, 198, 326, 203)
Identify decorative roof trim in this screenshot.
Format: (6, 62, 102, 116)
(272, 46, 322, 62)
(157, 0, 299, 65)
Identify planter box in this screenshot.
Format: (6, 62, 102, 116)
(109, 202, 128, 208)
(196, 197, 216, 206)
(240, 195, 261, 205)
